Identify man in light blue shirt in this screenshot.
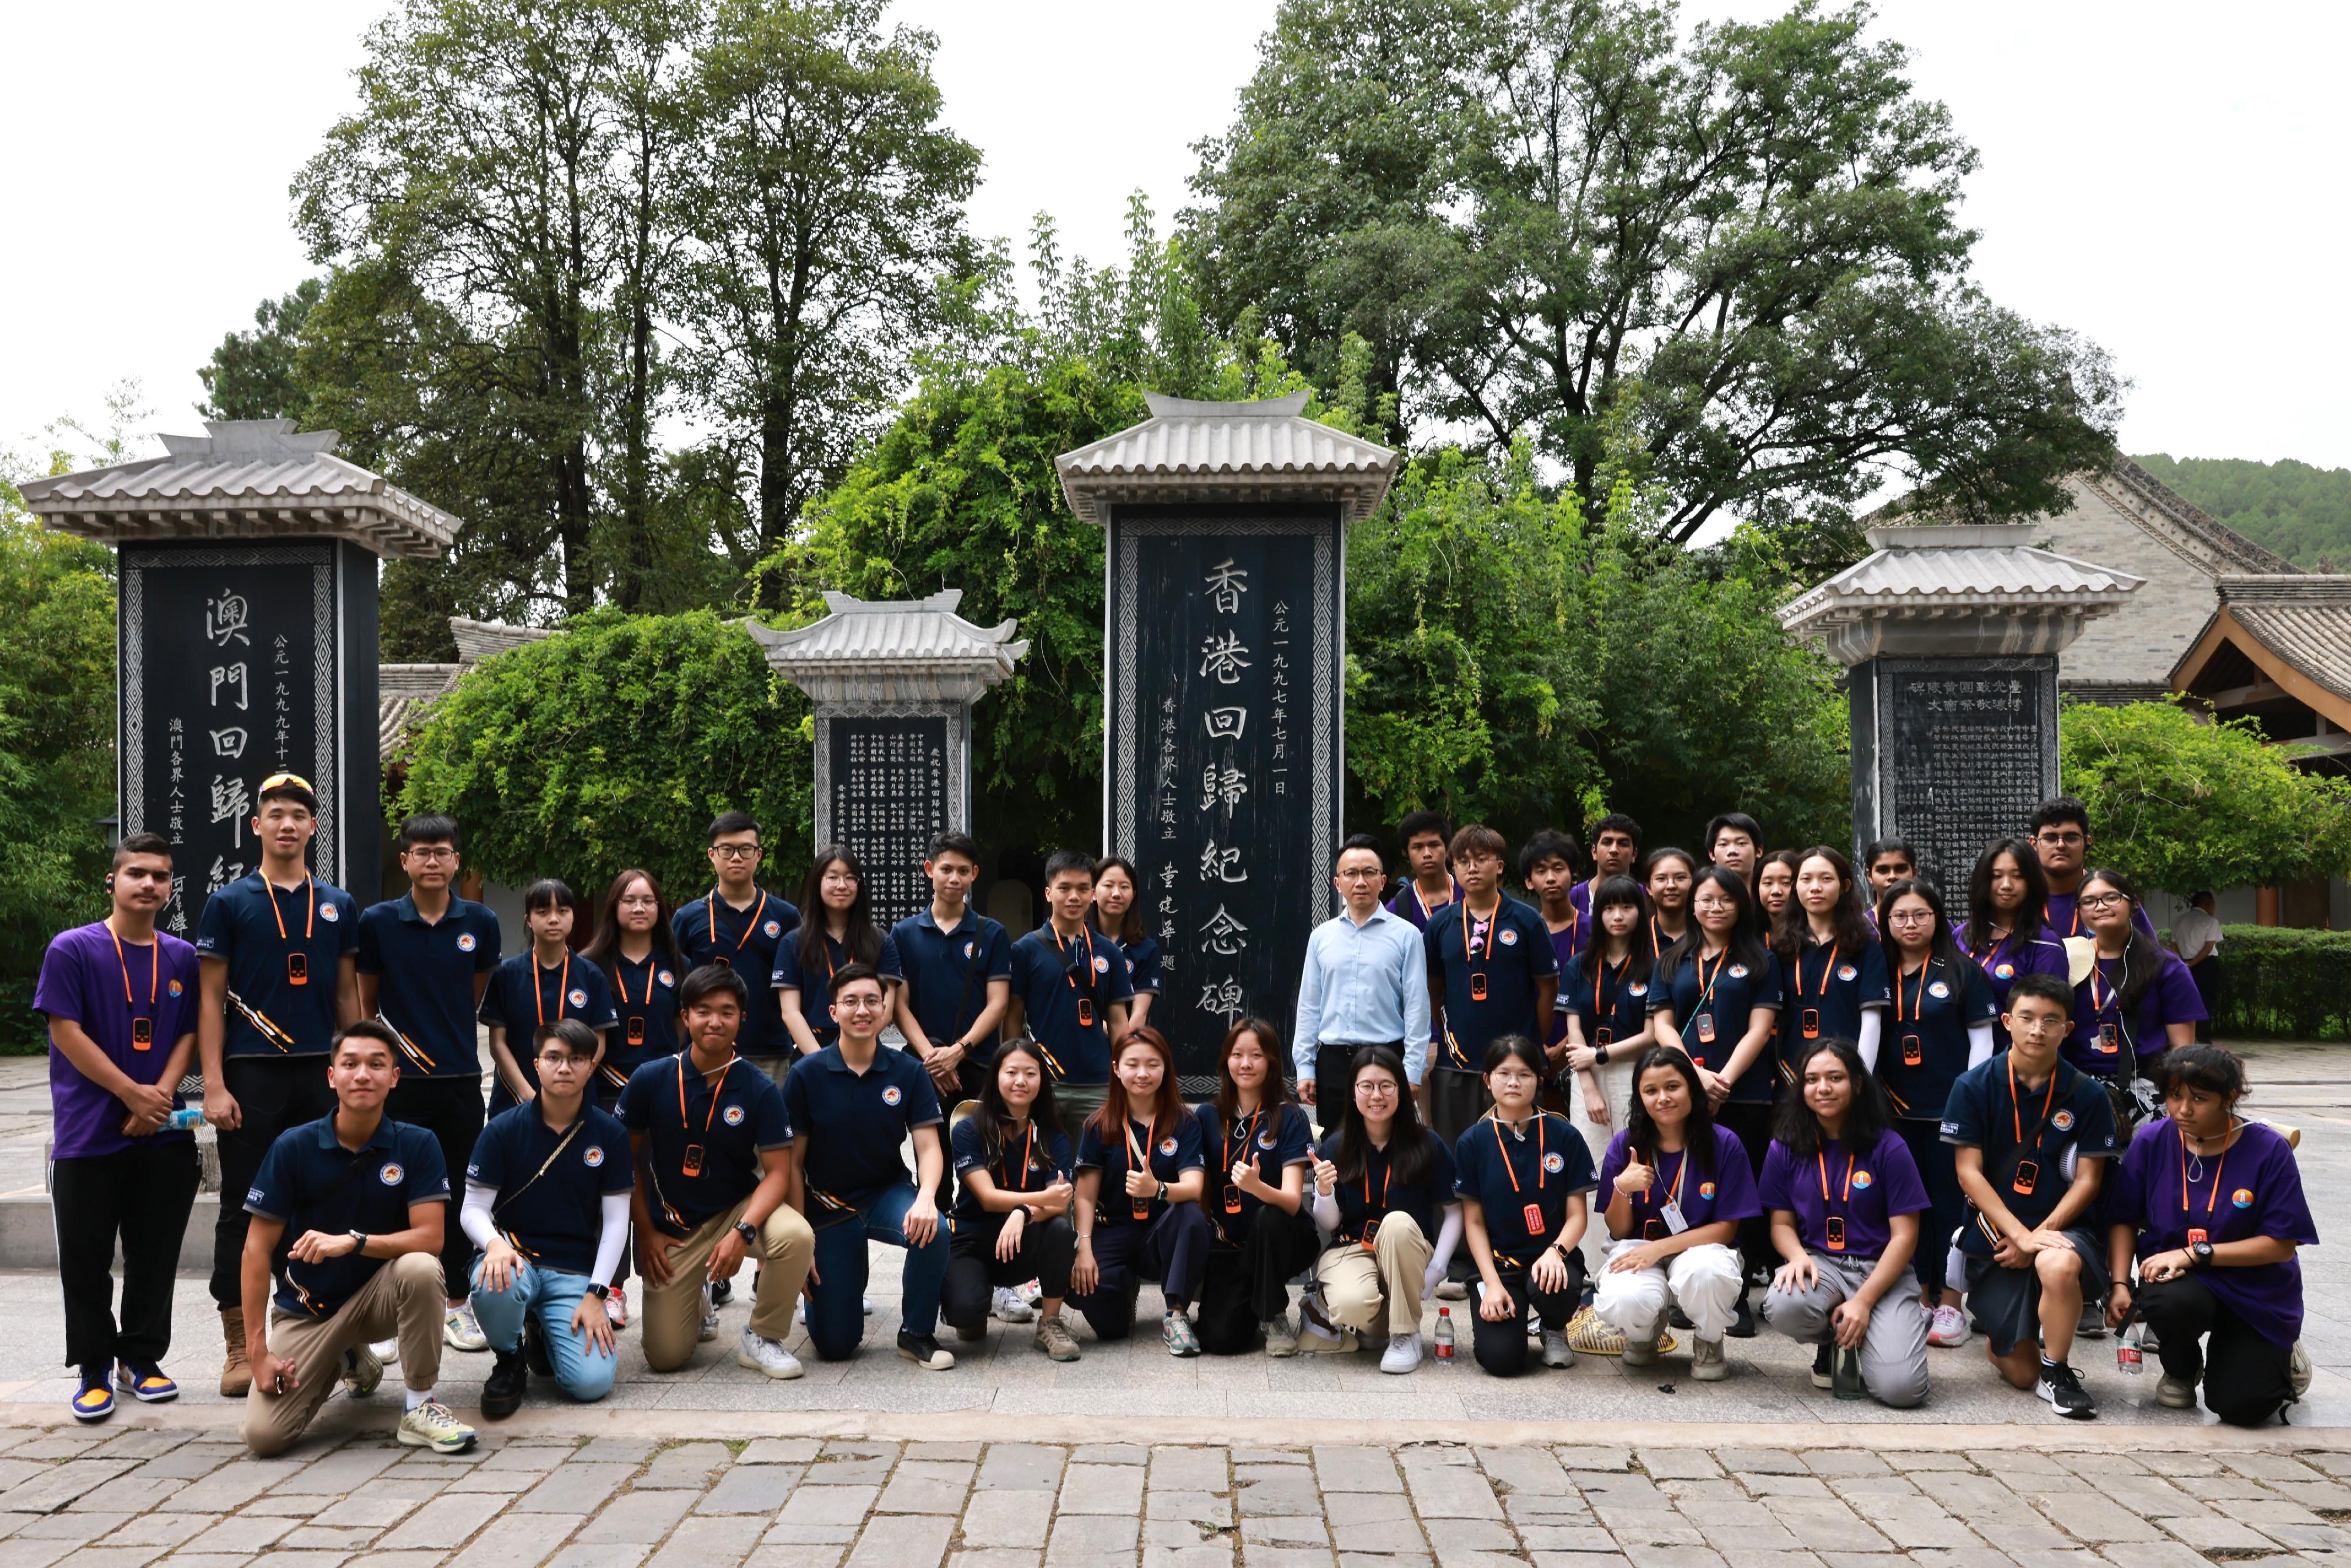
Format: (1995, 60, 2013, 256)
(1294, 835, 1431, 1131)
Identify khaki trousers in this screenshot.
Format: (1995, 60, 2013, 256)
(243, 1251, 444, 1457)
(641, 1198, 815, 1372)
(1315, 1212, 1432, 1339)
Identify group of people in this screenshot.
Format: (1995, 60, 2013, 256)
(34, 776, 2315, 1458)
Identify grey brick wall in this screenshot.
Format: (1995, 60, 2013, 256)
(2034, 474, 2224, 691)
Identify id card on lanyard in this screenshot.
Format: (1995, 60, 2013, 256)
(1643, 1151, 1689, 1240)
(271, 876, 316, 987)
(1894, 961, 1928, 1067)
(1488, 1113, 1550, 1238)
(1818, 1148, 1856, 1251)
(110, 926, 158, 1050)
(708, 890, 768, 971)
(1799, 943, 1837, 1043)
(677, 1056, 735, 1178)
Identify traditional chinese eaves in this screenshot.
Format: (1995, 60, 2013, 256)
(750, 590, 1028, 705)
(1055, 392, 1399, 524)
(18, 420, 464, 559)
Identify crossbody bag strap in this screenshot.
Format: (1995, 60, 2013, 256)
(491, 1121, 587, 1221)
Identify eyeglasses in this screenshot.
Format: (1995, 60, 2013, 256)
(2080, 893, 2126, 910)
(2034, 830, 2086, 845)
(536, 1055, 585, 1071)
(403, 847, 456, 862)
(712, 844, 762, 860)
(1337, 867, 1384, 881)
(836, 995, 887, 1012)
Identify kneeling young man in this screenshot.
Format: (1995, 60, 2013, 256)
(1942, 972, 2118, 1418)
(465, 1020, 631, 1415)
(239, 1023, 473, 1456)
(619, 964, 814, 1376)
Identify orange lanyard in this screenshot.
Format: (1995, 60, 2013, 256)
(1593, 952, 1626, 1019)
(109, 925, 157, 1011)
(2008, 1056, 2058, 1146)
(1363, 1149, 1392, 1211)
(676, 1055, 735, 1138)
(711, 890, 767, 954)
(268, 875, 316, 948)
(1639, 1146, 1689, 1215)
(1815, 1148, 1856, 1206)
(1412, 880, 1456, 922)
(1488, 1113, 1548, 1194)
(1692, 946, 1729, 1010)
(534, 949, 570, 1029)
(1123, 1115, 1158, 1177)
(1227, 1108, 1262, 1172)
(2177, 1123, 2226, 1219)
(1459, 899, 1497, 963)
(1803, 943, 1840, 999)
(615, 955, 648, 1009)
(1004, 1121, 1037, 1190)
(2089, 957, 2118, 1017)
(1896, 960, 1928, 1023)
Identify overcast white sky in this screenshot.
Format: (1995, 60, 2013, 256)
(4, 1, 2344, 474)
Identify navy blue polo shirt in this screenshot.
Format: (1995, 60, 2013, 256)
(1425, 896, 1557, 1073)
(1076, 1108, 1205, 1229)
(1941, 1051, 2118, 1253)
(480, 953, 619, 1113)
(1117, 934, 1164, 997)
(196, 872, 361, 1057)
(1877, 956, 1998, 1121)
(467, 1102, 631, 1277)
(1559, 950, 1653, 1053)
(357, 894, 501, 1077)
(671, 889, 801, 1054)
(1452, 1112, 1596, 1265)
(771, 931, 903, 1047)
(617, 1052, 793, 1237)
(781, 1043, 942, 1227)
(245, 1114, 450, 1316)
(1652, 943, 1784, 1103)
(1319, 1127, 1458, 1244)
(598, 952, 682, 1099)
(1196, 1101, 1312, 1245)
(1775, 937, 1892, 1088)
(1009, 926, 1134, 1087)
(891, 909, 1013, 1050)
(950, 1114, 1073, 1235)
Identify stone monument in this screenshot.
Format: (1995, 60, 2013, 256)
(1057, 393, 1398, 1085)
(751, 591, 1027, 927)
(18, 420, 462, 932)
(1779, 523, 2142, 890)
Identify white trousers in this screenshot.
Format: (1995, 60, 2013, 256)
(1568, 1055, 1637, 1278)
(1592, 1238, 1745, 1343)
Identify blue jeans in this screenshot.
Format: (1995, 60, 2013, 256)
(469, 1257, 617, 1402)
(806, 1182, 947, 1361)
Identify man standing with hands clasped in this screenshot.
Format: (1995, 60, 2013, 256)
(1294, 835, 1428, 1131)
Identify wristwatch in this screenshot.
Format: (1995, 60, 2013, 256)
(2189, 1239, 2215, 1268)
(1156, 1181, 1169, 1203)
(734, 1221, 758, 1245)
(347, 1230, 369, 1253)
(1594, 1044, 1609, 1066)
(585, 1282, 611, 1301)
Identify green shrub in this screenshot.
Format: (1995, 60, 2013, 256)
(2205, 925, 2351, 1042)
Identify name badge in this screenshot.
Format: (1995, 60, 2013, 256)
(1696, 1013, 1716, 1045)
(1902, 1033, 1923, 1067)
(1522, 1202, 1547, 1237)
(1659, 1200, 1688, 1235)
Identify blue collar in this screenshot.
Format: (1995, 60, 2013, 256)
(310, 1113, 395, 1155)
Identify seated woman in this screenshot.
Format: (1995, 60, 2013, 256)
(1070, 1027, 1210, 1355)
(1304, 1047, 1461, 1374)
(1455, 1036, 1595, 1377)
(940, 1038, 1080, 1361)
(1757, 1038, 1933, 1408)
(2105, 1045, 2317, 1426)
(1592, 1047, 1757, 1380)
(1194, 1018, 1317, 1356)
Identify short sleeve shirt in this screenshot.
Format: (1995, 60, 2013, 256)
(1425, 897, 1558, 1071)
(1542, 917, 1588, 1042)
(245, 1115, 450, 1316)
(479, 953, 619, 1110)
(950, 1115, 1074, 1235)
(599, 952, 683, 1096)
(1597, 1123, 1763, 1240)
(1317, 1127, 1458, 1244)
(2107, 1120, 2316, 1346)
(356, 895, 501, 1076)
(1775, 937, 1892, 1084)
(1009, 927, 1134, 1087)
(1118, 934, 1164, 997)
(466, 1103, 632, 1277)
(1196, 1101, 1312, 1245)
(891, 910, 1013, 1049)
(1757, 1128, 1930, 1259)
(617, 1053, 793, 1237)
(1074, 1110, 1205, 1231)
(671, 889, 801, 1054)
(771, 932, 904, 1047)
(1558, 950, 1652, 1054)
(1876, 956, 2000, 1122)
(1940, 1052, 2118, 1251)
(1451, 1112, 1596, 1265)
(35, 923, 202, 1159)
(2067, 950, 2207, 1073)
(1652, 944, 1784, 1102)
(196, 873, 361, 1056)
(781, 1044, 942, 1225)
(1955, 923, 2069, 1033)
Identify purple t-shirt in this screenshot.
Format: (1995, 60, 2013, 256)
(2066, 950, 2206, 1073)
(34, 922, 202, 1160)
(1597, 1123, 1761, 1240)
(1543, 916, 1588, 1043)
(1758, 1127, 1930, 1259)
(1387, 877, 1462, 933)
(2107, 1120, 2316, 1346)
(1955, 922, 2069, 1021)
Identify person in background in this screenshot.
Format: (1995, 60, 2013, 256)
(941, 1038, 1080, 1360)
(1522, 829, 1588, 975)
(672, 812, 803, 1060)
(1757, 1038, 1932, 1409)
(1295, 835, 1429, 1131)
(2106, 1044, 2316, 1426)
(2031, 798, 2155, 939)
(1003, 851, 1134, 1131)
(1559, 876, 1655, 1279)
(1574, 815, 1643, 936)
(1388, 810, 1460, 930)
(197, 772, 362, 1398)
(481, 880, 617, 1119)
(775, 847, 902, 1060)
(463, 1020, 629, 1416)
(237, 1023, 473, 1456)
(1944, 973, 2115, 1420)
(577, 868, 684, 1331)
(38, 833, 203, 1422)
(1303, 1047, 1461, 1373)
(1642, 848, 1697, 959)
(1093, 857, 1160, 1034)
(1956, 838, 2069, 1041)
(359, 814, 502, 1355)
(1873, 877, 1999, 1351)
(1704, 812, 1764, 890)
(1593, 1047, 1757, 1380)
(1772, 846, 1890, 1081)
(1070, 1027, 1210, 1354)
(1863, 839, 1917, 904)
(2069, 869, 2204, 1085)
(2169, 892, 2223, 1044)
(1455, 1036, 1595, 1376)
(892, 832, 1014, 1110)
(1755, 850, 1800, 925)
(1194, 1019, 1317, 1356)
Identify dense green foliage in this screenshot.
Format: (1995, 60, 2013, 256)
(2132, 454, 2351, 570)
(197, 280, 324, 423)
(2205, 926, 2351, 1042)
(2058, 696, 2351, 896)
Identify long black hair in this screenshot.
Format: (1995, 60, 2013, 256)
(1329, 1046, 1432, 1187)
(1624, 1045, 1715, 1179)
(581, 866, 683, 971)
(1965, 837, 2050, 956)
(2081, 866, 2168, 1016)
(1090, 855, 1148, 945)
(2147, 1043, 2248, 1104)
(1659, 865, 1769, 983)
(1587, 874, 1655, 985)
(1213, 1016, 1295, 1146)
(1875, 876, 1967, 989)
(980, 1037, 1066, 1172)
(1772, 1037, 1895, 1157)
(796, 845, 883, 973)
(1771, 845, 1873, 962)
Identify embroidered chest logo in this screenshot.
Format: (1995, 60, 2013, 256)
(1498, 927, 1519, 946)
(2232, 1188, 2255, 1208)
(763, 920, 783, 938)
(1994, 963, 2015, 980)
(2051, 1110, 2076, 1132)
(1836, 964, 1857, 981)
(882, 1085, 903, 1107)
(1698, 1181, 1717, 1199)
(1850, 1169, 1874, 1191)
(1158, 1138, 1179, 1157)
(1928, 981, 1951, 998)
(567, 989, 588, 1008)
(379, 1162, 404, 1185)
(457, 933, 477, 953)
(722, 1105, 746, 1127)
(320, 903, 340, 923)
(1541, 1152, 1566, 1174)
(658, 970, 675, 987)
(583, 1146, 605, 1167)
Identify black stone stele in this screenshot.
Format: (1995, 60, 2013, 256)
(1850, 655, 2059, 892)
(826, 715, 950, 929)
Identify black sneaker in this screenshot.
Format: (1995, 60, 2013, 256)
(2075, 1301, 2107, 1341)
(481, 1347, 527, 1419)
(524, 1319, 552, 1378)
(1727, 1294, 1757, 1339)
(2038, 1360, 2097, 1419)
(1811, 1341, 1834, 1389)
(897, 1331, 956, 1371)
(1669, 1306, 1694, 1330)
(709, 1277, 734, 1306)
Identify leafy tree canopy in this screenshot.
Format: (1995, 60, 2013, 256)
(2132, 453, 2351, 571)
(197, 279, 325, 424)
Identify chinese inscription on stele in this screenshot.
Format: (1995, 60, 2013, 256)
(1871, 656, 2057, 891)
(826, 717, 949, 928)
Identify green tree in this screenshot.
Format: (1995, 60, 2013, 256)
(2058, 696, 2351, 895)
(1188, 0, 2121, 544)
(395, 608, 813, 900)
(198, 279, 326, 422)
(2132, 453, 2351, 570)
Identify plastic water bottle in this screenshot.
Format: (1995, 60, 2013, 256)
(165, 1108, 205, 1131)
(1434, 1308, 1456, 1364)
(1832, 1345, 1864, 1400)
(2118, 1321, 2145, 1376)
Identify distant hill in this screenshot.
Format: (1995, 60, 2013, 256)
(2132, 454, 2351, 571)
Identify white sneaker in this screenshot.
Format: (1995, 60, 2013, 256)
(396, 1396, 477, 1453)
(1380, 1331, 1423, 1374)
(699, 1284, 720, 1343)
(444, 1303, 488, 1352)
(1541, 1329, 1574, 1368)
(992, 1286, 1036, 1324)
(369, 1338, 400, 1365)
(605, 1284, 629, 1329)
(1927, 1304, 1971, 1348)
(863, 1295, 875, 1316)
(736, 1329, 805, 1380)
(1434, 1279, 1469, 1301)
(341, 1345, 384, 1398)
(1019, 1279, 1044, 1308)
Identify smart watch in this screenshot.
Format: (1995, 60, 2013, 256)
(734, 1221, 759, 1245)
(2189, 1239, 2215, 1268)
(586, 1282, 611, 1301)
(347, 1230, 369, 1253)
(1594, 1044, 1609, 1066)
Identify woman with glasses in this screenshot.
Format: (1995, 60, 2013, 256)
(2069, 869, 2203, 1090)
(1454, 1036, 1595, 1376)
(578, 869, 684, 1329)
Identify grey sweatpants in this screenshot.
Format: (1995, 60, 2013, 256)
(1757, 1249, 1930, 1409)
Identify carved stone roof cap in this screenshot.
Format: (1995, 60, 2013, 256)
(17, 420, 463, 559)
(1056, 391, 1399, 524)
(1780, 524, 2144, 664)
(749, 590, 1027, 705)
